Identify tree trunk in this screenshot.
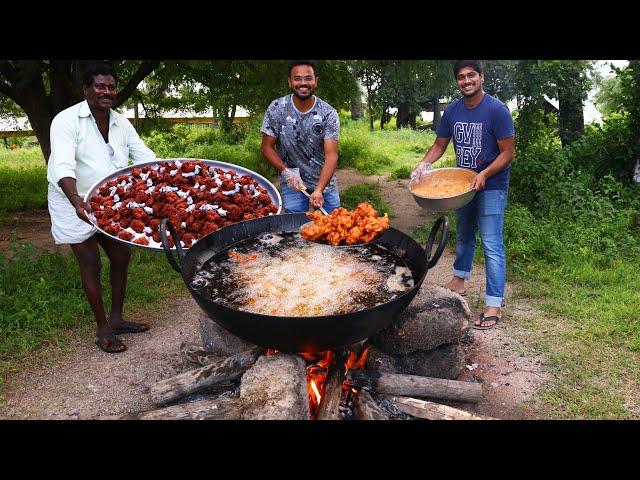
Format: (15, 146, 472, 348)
(219, 105, 234, 133)
(432, 96, 441, 131)
(133, 102, 140, 131)
(381, 106, 391, 130)
(397, 102, 410, 129)
(557, 85, 584, 147)
(212, 108, 219, 130)
(21, 99, 54, 161)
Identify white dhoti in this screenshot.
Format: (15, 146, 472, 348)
(47, 183, 97, 245)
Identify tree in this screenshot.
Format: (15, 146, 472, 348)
(616, 61, 640, 181)
(514, 60, 595, 148)
(593, 74, 624, 116)
(482, 60, 518, 104)
(0, 60, 160, 161)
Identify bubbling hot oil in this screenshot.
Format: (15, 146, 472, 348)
(191, 232, 414, 317)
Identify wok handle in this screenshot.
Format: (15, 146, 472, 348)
(425, 215, 449, 270)
(160, 218, 185, 273)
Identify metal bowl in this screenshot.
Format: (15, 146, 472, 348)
(408, 167, 477, 212)
(83, 158, 282, 251)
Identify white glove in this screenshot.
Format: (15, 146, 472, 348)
(282, 167, 304, 189)
(410, 162, 432, 184)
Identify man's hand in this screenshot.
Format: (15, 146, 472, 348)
(310, 188, 324, 209)
(282, 167, 304, 189)
(471, 171, 487, 191)
(410, 161, 432, 184)
(70, 195, 93, 225)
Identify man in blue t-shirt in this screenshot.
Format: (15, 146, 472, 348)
(260, 60, 341, 213)
(410, 60, 515, 330)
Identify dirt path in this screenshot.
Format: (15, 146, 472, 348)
(0, 169, 548, 420)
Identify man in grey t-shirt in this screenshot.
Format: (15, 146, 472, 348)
(260, 60, 341, 213)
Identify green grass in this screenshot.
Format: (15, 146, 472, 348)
(339, 118, 456, 175)
(340, 182, 394, 218)
(0, 242, 184, 395)
(504, 254, 640, 419)
(0, 146, 47, 214)
(2, 121, 639, 418)
(411, 199, 640, 419)
(0, 145, 44, 170)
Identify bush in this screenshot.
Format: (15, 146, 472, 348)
(340, 183, 394, 217)
(390, 165, 412, 179)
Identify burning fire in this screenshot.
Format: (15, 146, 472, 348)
(266, 346, 369, 419)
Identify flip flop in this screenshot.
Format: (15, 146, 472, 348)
(472, 314, 501, 330)
(111, 321, 150, 335)
(95, 333, 127, 353)
(443, 287, 467, 296)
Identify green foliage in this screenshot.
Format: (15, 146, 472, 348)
(0, 243, 183, 384)
(390, 165, 412, 179)
(141, 118, 273, 180)
(594, 74, 625, 116)
(340, 183, 394, 218)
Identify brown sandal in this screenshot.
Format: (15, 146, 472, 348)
(95, 333, 127, 353)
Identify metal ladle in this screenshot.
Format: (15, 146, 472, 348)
(298, 185, 329, 216)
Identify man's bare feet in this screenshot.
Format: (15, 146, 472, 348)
(443, 276, 466, 295)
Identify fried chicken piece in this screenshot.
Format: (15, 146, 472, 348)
(300, 202, 390, 245)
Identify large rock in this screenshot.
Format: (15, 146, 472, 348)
(365, 344, 465, 380)
(371, 283, 471, 355)
(199, 312, 255, 356)
(240, 354, 310, 420)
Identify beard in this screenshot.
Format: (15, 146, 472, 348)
(292, 88, 315, 101)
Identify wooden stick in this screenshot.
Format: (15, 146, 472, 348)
(355, 390, 388, 420)
(115, 397, 243, 420)
(386, 396, 493, 420)
(345, 370, 482, 403)
(317, 351, 347, 420)
(180, 342, 223, 366)
(150, 347, 262, 406)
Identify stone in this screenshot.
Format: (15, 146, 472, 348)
(365, 343, 466, 380)
(199, 312, 255, 356)
(240, 354, 310, 420)
(371, 283, 471, 355)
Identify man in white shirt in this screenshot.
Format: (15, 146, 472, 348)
(47, 62, 157, 353)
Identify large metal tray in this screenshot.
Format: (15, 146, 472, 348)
(83, 158, 282, 251)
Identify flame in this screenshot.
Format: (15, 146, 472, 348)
(310, 380, 321, 404)
(303, 350, 333, 418)
(265, 347, 368, 419)
(344, 347, 369, 372)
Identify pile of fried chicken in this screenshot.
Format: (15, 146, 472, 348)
(300, 202, 390, 245)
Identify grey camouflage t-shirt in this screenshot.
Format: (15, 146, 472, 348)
(261, 94, 340, 192)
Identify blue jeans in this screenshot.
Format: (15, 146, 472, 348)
(453, 189, 508, 308)
(280, 184, 341, 214)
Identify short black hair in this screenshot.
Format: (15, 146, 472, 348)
(82, 62, 118, 87)
(453, 60, 483, 78)
(289, 60, 316, 77)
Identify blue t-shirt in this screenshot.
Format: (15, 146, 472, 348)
(436, 93, 515, 191)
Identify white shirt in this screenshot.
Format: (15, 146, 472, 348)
(47, 100, 157, 196)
